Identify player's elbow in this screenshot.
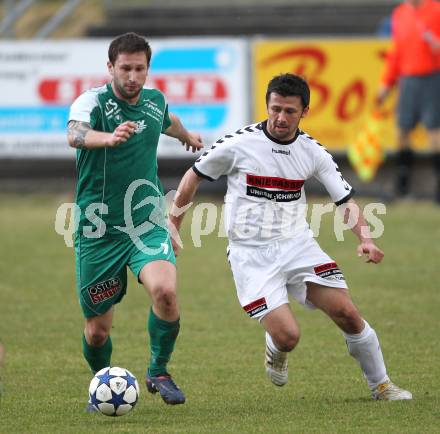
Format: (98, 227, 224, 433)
(187, 167, 204, 185)
(67, 134, 76, 148)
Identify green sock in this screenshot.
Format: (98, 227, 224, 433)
(147, 307, 180, 377)
(82, 334, 112, 375)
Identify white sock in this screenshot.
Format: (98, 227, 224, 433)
(343, 320, 388, 389)
(265, 332, 284, 353)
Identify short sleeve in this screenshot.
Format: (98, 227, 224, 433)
(314, 146, 354, 205)
(161, 103, 171, 133)
(68, 90, 101, 129)
(193, 138, 237, 181)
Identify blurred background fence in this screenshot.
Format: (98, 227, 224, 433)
(0, 0, 435, 199)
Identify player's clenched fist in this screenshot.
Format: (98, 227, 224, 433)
(357, 241, 384, 264)
(108, 121, 137, 147)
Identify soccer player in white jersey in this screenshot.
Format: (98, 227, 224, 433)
(169, 73, 412, 401)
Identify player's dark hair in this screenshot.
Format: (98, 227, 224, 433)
(108, 32, 152, 66)
(266, 73, 310, 108)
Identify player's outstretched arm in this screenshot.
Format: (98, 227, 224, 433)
(67, 120, 136, 149)
(168, 168, 204, 256)
(341, 198, 384, 264)
(165, 113, 204, 153)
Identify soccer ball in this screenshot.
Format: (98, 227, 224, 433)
(88, 366, 140, 416)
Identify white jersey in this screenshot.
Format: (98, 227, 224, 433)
(194, 121, 354, 246)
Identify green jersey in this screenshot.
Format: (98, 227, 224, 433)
(69, 84, 171, 237)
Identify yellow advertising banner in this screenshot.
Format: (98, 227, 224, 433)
(254, 39, 428, 150)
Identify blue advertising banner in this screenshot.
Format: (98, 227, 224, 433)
(0, 39, 248, 158)
(149, 40, 248, 157)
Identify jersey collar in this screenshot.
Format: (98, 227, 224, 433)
(262, 120, 301, 145)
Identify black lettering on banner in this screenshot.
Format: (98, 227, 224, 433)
(246, 186, 302, 202)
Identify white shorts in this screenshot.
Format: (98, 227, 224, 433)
(227, 234, 348, 320)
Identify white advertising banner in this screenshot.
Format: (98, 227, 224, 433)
(0, 38, 248, 158)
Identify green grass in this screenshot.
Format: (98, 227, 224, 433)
(1, 193, 439, 433)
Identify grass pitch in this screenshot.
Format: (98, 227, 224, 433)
(0, 193, 439, 433)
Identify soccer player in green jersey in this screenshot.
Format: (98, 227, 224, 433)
(67, 32, 203, 408)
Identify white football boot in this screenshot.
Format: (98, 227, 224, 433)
(371, 379, 412, 401)
(265, 345, 288, 386)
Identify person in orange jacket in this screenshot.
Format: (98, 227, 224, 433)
(376, 0, 440, 203)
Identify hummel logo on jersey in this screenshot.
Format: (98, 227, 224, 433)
(272, 149, 291, 156)
(134, 120, 147, 134)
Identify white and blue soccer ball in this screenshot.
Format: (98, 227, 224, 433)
(89, 366, 140, 416)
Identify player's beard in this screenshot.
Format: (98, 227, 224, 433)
(269, 121, 295, 141)
(113, 79, 142, 102)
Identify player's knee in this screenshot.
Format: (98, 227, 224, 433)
(151, 282, 177, 308)
(85, 325, 109, 347)
(273, 330, 300, 352)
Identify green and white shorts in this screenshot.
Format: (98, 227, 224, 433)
(75, 228, 175, 318)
